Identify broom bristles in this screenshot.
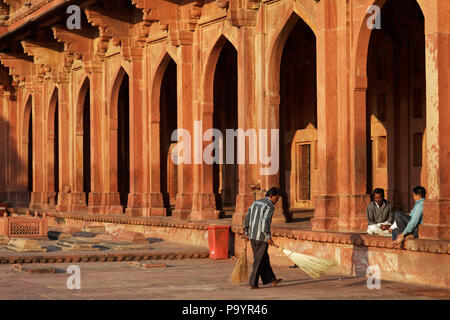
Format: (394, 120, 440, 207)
(229, 247, 248, 284)
(280, 248, 336, 279)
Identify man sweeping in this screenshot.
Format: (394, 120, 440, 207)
(243, 187, 282, 289)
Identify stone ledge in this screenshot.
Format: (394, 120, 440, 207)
(232, 227, 450, 255)
(44, 211, 211, 230)
(25, 210, 450, 255)
(0, 250, 209, 264)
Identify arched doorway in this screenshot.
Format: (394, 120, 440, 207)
(117, 73, 130, 210)
(160, 58, 177, 215)
(25, 98, 33, 198)
(53, 91, 59, 205)
(47, 89, 59, 207)
(366, 0, 426, 211)
(213, 40, 238, 215)
(279, 17, 317, 218)
(82, 80, 91, 206)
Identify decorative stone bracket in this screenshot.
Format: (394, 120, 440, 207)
(21, 40, 69, 83)
(132, 0, 205, 47)
(84, 5, 150, 60)
(0, 52, 36, 87)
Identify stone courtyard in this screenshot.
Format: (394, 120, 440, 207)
(0, 259, 449, 300)
(0, 0, 449, 300)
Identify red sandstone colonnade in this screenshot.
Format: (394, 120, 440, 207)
(0, 0, 448, 240)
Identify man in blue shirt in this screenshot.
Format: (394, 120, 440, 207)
(244, 187, 282, 289)
(392, 186, 426, 244)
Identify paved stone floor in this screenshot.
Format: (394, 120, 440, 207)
(0, 258, 448, 300)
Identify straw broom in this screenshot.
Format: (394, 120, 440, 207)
(229, 240, 248, 284)
(274, 244, 336, 279)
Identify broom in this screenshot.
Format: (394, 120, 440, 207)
(274, 244, 336, 279)
(229, 239, 248, 284)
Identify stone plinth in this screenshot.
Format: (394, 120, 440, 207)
(56, 239, 99, 251)
(6, 238, 47, 253)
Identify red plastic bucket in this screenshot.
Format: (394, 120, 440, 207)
(207, 225, 230, 260)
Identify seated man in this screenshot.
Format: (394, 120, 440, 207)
(392, 186, 426, 244)
(366, 188, 394, 236)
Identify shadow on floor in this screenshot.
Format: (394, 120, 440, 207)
(274, 276, 356, 288)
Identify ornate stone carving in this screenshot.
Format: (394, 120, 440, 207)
(21, 40, 64, 80)
(52, 25, 94, 62)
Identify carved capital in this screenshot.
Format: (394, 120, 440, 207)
(227, 0, 261, 27)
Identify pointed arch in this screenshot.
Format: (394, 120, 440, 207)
(353, 0, 425, 82)
(22, 95, 33, 194)
(202, 35, 237, 109)
(109, 66, 128, 124)
(151, 52, 176, 115)
(22, 95, 32, 142)
(267, 11, 316, 96)
(76, 77, 90, 134)
(46, 86, 59, 203)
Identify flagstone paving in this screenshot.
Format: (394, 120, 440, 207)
(0, 258, 448, 300)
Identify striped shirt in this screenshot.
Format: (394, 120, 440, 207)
(243, 197, 274, 242)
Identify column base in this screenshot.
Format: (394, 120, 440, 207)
(56, 192, 72, 212)
(142, 193, 168, 217)
(310, 195, 339, 231)
(86, 192, 123, 215)
(419, 199, 450, 240)
(337, 194, 371, 232)
(125, 193, 143, 217)
(30, 192, 46, 210)
(41, 192, 57, 209)
(190, 193, 220, 220)
(173, 193, 192, 220)
(68, 192, 88, 212)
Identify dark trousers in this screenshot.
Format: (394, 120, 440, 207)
(249, 239, 277, 287)
(392, 211, 419, 240)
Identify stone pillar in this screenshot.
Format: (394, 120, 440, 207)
(418, 0, 450, 240)
(173, 44, 194, 220)
(145, 55, 166, 216)
(126, 53, 145, 217)
(233, 26, 261, 225)
(338, 0, 370, 232)
(191, 101, 220, 220)
(29, 81, 46, 210)
(145, 105, 167, 216)
(0, 87, 6, 202)
(85, 62, 110, 214)
(55, 81, 73, 212)
(310, 0, 339, 231)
